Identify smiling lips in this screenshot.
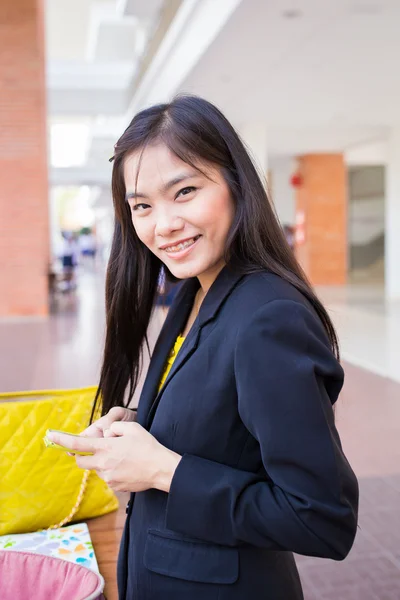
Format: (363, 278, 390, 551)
(162, 235, 201, 254)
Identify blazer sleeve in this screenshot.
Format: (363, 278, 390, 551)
(165, 299, 359, 560)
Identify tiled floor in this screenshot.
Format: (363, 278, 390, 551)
(1, 267, 400, 599)
(318, 284, 400, 383)
(296, 358, 400, 599)
(0, 267, 165, 402)
(297, 475, 400, 600)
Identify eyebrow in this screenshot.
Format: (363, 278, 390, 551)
(125, 172, 198, 202)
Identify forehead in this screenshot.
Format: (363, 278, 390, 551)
(123, 142, 218, 191)
(123, 144, 188, 190)
(124, 144, 182, 181)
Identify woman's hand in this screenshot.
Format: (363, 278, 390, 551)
(46, 423, 181, 493)
(80, 406, 137, 439)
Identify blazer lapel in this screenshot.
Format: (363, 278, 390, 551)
(144, 314, 203, 429)
(136, 279, 198, 429)
(196, 265, 244, 329)
(139, 266, 245, 430)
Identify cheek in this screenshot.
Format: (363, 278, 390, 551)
(132, 218, 154, 248)
(199, 194, 234, 239)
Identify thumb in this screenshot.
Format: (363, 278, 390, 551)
(109, 421, 136, 436)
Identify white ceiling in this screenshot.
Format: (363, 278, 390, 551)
(179, 0, 400, 155)
(47, 0, 400, 184)
(92, 20, 142, 61)
(45, 0, 93, 61)
(122, 0, 165, 21)
(45, 0, 168, 178)
(45, 0, 151, 117)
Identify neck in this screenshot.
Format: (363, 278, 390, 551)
(197, 260, 226, 295)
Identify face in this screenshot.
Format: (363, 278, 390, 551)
(123, 143, 234, 291)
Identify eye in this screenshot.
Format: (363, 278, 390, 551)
(131, 202, 151, 212)
(176, 186, 196, 199)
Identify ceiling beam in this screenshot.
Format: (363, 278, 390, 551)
(127, 0, 243, 115)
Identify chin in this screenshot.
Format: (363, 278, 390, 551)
(167, 268, 199, 280)
(165, 261, 205, 281)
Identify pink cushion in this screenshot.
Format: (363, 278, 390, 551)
(0, 550, 105, 600)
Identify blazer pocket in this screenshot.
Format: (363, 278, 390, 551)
(144, 529, 239, 584)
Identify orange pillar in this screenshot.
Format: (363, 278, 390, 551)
(295, 154, 347, 285)
(0, 0, 49, 316)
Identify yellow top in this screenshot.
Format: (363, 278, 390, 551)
(158, 335, 185, 391)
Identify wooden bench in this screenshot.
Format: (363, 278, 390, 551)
(87, 491, 129, 600)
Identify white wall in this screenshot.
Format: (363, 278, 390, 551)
(269, 157, 296, 226)
(349, 197, 385, 245)
(385, 127, 400, 300)
(348, 166, 385, 245)
(345, 140, 387, 166)
(239, 121, 269, 180)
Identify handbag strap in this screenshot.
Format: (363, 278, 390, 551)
(45, 469, 91, 530)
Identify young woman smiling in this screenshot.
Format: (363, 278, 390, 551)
(47, 95, 358, 600)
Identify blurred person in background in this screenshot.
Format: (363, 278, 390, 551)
(283, 223, 295, 252)
(48, 96, 358, 600)
(156, 266, 182, 310)
(79, 227, 97, 264)
(59, 231, 79, 291)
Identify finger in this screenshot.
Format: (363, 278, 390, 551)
(46, 431, 101, 453)
(110, 421, 138, 436)
(75, 454, 99, 471)
(81, 423, 104, 438)
(84, 413, 121, 437)
(104, 428, 119, 438)
(97, 470, 114, 486)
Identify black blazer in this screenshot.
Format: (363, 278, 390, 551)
(117, 267, 359, 600)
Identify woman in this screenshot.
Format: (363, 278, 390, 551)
(48, 95, 358, 600)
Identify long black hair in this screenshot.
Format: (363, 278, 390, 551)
(90, 94, 339, 422)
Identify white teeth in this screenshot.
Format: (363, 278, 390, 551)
(164, 237, 198, 253)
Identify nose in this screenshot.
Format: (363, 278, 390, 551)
(155, 208, 184, 238)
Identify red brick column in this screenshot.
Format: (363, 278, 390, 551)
(0, 0, 49, 316)
(295, 154, 347, 285)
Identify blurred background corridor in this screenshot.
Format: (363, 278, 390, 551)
(1, 1, 400, 598)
